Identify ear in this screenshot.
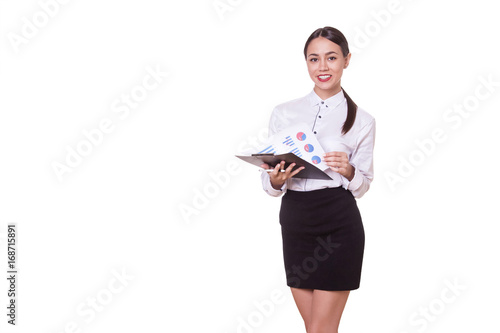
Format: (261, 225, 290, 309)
(344, 53, 352, 69)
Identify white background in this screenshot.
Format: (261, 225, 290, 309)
(1, 0, 499, 332)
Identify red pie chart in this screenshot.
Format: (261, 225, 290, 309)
(296, 132, 306, 141)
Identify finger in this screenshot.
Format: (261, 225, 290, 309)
(290, 166, 305, 177)
(324, 152, 347, 159)
(279, 160, 286, 172)
(330, 166, 341, 174)
(324, 151, 343, 157)
(323, 154, 345, 161)
(324, 156, 347, 162)
(285, 162, 297, 174)
(260, 163, 270, 169)
(271, 161, 285, 176)
(323, 156, 336, 163)
(324, 156, 348, 164)
(325, 161, 341, 168)
(269, 162, 280, 176)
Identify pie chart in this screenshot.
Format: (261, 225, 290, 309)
(311, 156, 321, 164)
(304, 144, 314, 152)
(296, 132, 306, 141)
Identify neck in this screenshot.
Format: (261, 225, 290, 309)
(314, 85, 342, 100)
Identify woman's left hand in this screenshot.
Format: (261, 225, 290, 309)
(323, 151, 355, 181)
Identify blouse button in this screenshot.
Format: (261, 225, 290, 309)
(314, 131, 317, 134)
(321, 101, 324, 104)
(318, 115, 322, 118)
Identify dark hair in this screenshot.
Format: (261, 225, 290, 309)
(304, 26, 357, 135)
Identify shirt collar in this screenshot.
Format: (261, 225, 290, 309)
(307, 89, 345, 109)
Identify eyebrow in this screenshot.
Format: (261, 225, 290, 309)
(308, 51, 339, 57)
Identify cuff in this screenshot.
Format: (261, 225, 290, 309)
(266, 179, 286, 197)
(262, 172, 286, 197)
(346, 167, 363, 192)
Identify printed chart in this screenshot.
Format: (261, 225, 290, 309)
(256, 123, 328, 170)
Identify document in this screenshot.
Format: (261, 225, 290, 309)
(236, 123, 332, 180)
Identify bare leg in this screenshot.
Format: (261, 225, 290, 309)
(308, 289, 350, 333)
(290, 287, 314, 332)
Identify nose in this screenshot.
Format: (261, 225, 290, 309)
(319, 58, 328, 71)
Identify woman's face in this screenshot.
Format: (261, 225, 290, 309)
(306, 37, 351, 99)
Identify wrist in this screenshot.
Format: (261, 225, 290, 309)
(346, 165, 355, 181)
(271, 179, 285, 190)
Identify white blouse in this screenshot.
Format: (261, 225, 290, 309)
(261, 89, 376, 199)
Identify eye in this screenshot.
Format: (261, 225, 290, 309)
(328, 56, 336, 61)
(309, 58, 318, 62)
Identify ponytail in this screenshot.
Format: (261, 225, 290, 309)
(341, 88, 357, 135)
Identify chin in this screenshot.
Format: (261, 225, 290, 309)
(316, 83, 337, 91)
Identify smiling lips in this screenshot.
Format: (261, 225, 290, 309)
(317, 74, 332, 82)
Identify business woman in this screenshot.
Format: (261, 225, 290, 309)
(260, 26, 375, 333)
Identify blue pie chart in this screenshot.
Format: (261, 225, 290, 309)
(296, 132, 306, 141)
(304, 144, 314, 152)
(311, 156, 321, 164)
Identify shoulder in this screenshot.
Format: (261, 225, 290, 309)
(355, 106, 375, 129)
(344, 105, 375, 140)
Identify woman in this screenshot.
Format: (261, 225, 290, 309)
(260, 26, 375, 332)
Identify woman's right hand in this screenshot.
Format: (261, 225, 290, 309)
(260, 161, 305, 190)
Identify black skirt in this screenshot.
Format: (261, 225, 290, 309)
(279, 187, 365, 291)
